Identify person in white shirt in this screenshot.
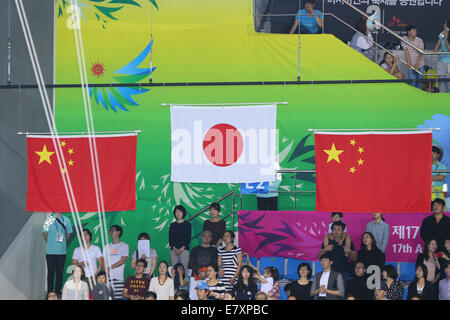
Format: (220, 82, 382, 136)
(350, 17, 376, 62)
(103, 225, 129, 300)
(62, 265, 89, 300)
(72, 228, 102, 284)
(149, 261, 175, 300)
(310, 253, 344, 300)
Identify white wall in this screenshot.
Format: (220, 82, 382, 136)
(0, 213, 47, 300)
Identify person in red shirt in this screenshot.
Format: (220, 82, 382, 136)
(123, 259, 150, 300)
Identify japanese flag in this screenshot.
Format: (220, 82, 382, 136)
(170, 105, 277, 183)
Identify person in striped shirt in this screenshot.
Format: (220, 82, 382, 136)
(218, 230, 243, 291)
(402, 24, 425, 89)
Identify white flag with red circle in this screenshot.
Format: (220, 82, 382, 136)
(170, 105, 277, 183)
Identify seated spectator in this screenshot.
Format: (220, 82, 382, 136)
(254, 266, 280, 300)
(380, 52, 404, 79)
(350, 17, 376, 62)
(169, 205, 191, 270)
(407, 264, 438, 300)
(357, 232, 385, 270)
(431, 147, 447, 201)
(289, 262, 313, 300)
(46, 291, 59, 300)
(319, 221, 357, 286)
(310, 253, 345, 300)
(206, 264, 226, 300)
(189, 230, 218, 281)
(175, 289, 190, 300)
(62, 265, 89, 300)
(196, 282, 209, 301)
(365, 213, 390, 254)
(289, 0, 323, 35)
(203, 202, 226, 248)
(255, 292, 268, 300)
(218, 230, 243, 291)
(433, 19, 450, 93)
(345, 295, 356, 300)
(224, 291, 236, 300)
(421, 198, 450, 252)
(402, 24, 425, 89)
(171, 263, 189, 292)
(374, 282, 389, 301)
(130, 232, 158, 278)
(441, 238, 450, 280)
(145, 291, 157, 300)
(71, 228, 102, 285)
(92, 271, 113, 300)
(416, 238, 442, 284)
(123, 259, 150, 300)
(283, 282, 292, 297)
(439, 261, 450, 300)
(149, 261, 174, 300)
(346, 261, 373, 300)
(287, 295, 297, 300)
(381, 265, 404, 300)
(232, 265, 258, 300)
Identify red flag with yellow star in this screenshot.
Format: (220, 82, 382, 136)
(26, 134, 137, 212)
(315, 132, 432, 213)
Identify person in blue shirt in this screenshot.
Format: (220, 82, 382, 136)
(431, 145, 447, 201)
(42, 212, 73, 297)
(289, 0, 323, 35)
(433, 19, 450, 93)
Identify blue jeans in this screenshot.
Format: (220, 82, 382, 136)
(407, 66, 424, 89)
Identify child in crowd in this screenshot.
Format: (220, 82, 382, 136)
(92, 271, 113, 300)
(254, 266, 281, 300)
(324, 212, 352, 256)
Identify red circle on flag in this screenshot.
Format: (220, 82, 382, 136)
(203, 123, 244, 167)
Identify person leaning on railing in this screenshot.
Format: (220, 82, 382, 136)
(380, 52, 404, 79)
(433, 19, 450, 93)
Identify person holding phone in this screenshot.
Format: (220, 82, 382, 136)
(433, 19, 450, 93)
(289, 0, 323, 35)
(42, 212, 73, 297)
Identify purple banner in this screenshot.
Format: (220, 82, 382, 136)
(238, 211, 448, 262)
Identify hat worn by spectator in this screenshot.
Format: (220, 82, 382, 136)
(196, 282, 209, 290)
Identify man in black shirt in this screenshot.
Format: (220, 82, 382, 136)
(189, 230, 218, 279)
(420, 198, 450, 252)
(346, 261, 374, 300)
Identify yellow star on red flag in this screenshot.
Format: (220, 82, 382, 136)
(35, 145, 55, 165)
(323, 143, 344, 163)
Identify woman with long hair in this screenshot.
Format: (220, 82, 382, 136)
(232, 265, 258, 300)
(171, 262, 189, 291)
(407, 264, 438, 300)
(357, 232, 385, 270)
(416, 238, 442, 284)
(206, 264, 226, 300)
(350, 17, 376, 62)
(433, 19, 450, 93)
(149, 261, 174, 300)
(61, 265, 89, 300)
(130, 232, 158, 278)
(218, 230, 243, 291)
(380, 52, 404, 79)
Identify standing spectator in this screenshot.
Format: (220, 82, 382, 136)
(42, 212, 73, 297)
(346, 261, 373, 300)
(218, 230, 242, 291)
(72, 228, 102, 285)
(350, 17, 376, 62)
(431, 146, 447, 201)
(92, 271, 113, 300)
(171, 263, 189, 292)
(439, 261, 450, 300)
(327, 212, 348, 233)
(103, 225, 129, 300)
(416, 238, 442, 284)
(61, 265, 89, 300)
(289, 263, 313, 300)
(189, 230, 218, 280)
(357, 232, 385, 270)
(365, 212, 390, 254)
(381, 265, 404, 300)
(323, 213, 352, 260)
(130, 232, 158, 278)
(232, 265, 258, 300)
(407, 264, 438, 300)
(123, 259, 150, 300)
(169, 205, 191, 270)
(203, 202, 226, 248)
(319, 221, 357, 286)
(380, 52, 404, 79)
(289, 0, 323, 35)
(433, 19, 450, 93)
(310, 253, 345, 300)
(254, 267, 281, 300)
(205, 264, 226, 300)
(256, 165, 282, 210)
(420, 198, 450, 252)
(402, 24, 425, 89)
(149, 261, 175, 300)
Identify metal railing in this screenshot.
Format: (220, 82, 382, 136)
(189, 169, 450, 240)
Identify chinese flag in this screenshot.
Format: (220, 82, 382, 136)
(315, 132, 432, 213)
(26, 134, 137, 212)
